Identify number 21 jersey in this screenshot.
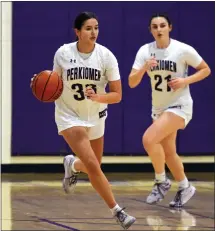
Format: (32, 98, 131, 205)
(133, 39, 202, 108)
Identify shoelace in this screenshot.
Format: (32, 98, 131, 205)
(115, 207, 127, 223)
(68, 172, 79, 186)
(151, 182, 166, 198)
(172, 189, 183, 206)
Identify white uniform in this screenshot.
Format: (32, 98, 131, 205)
(53, 42, 120, 139)
(133, 39, 203, 127)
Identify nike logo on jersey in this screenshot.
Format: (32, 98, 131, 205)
(67, 67, 101, 81)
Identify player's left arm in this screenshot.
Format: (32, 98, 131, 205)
(85, 79, 122, 104)
(85, 51, 122, 104)
(184, 59, 211, 85)
(100, 79, 122, 104)
(168, 46, 211, 90)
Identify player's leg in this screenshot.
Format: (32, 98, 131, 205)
(143, 111, 185, 204)
(62, 126, 115, 206)
(90, 136, 104, 164)
(70, 136, 104, 173)
(161, 106, 196, 207)
(63, 121, 104, 193)
(72, 121, 105, 173)
(161, 131, 186, 181)
(143, 111, 185, 175)
(63, 136, 104, 193)
(161, 131, 196, 207)
(62, 126, 136, 229)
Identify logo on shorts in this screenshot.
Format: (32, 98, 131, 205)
(99, 108, 107, 118)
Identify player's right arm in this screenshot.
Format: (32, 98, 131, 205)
(128, 67, 147, 88)
(30, 48, 63, 88)
(128, 45, 157, 88)
(53, 48, 63, 77)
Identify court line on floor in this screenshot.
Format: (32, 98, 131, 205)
(50, 221, 214, 229)
(15, 198, 42, 207)
(2, 215, 214, 220)
(131, 198, 214, 220)
(3, 218, 214, 230)
(33, 216, 80, 231)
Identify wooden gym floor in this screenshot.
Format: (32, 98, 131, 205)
(2, 171, 214, 230)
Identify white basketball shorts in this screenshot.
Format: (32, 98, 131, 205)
(57, 118, 105, 140)
(152, 102, 193, 128)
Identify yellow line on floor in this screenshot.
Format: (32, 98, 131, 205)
(9, 155, 214, 164)
(3, 181, 214, 190)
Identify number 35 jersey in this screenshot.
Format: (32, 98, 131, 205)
(133, 39, 202, 109)
(53, 42, 120, 126)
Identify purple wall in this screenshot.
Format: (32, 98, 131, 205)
(12, 2, 215, 155)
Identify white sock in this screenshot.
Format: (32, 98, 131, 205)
(110, 204, 122, 215)
(155, 172, 166, 182)
(71, 159, 78, 173)
(178, 177, 189, 189)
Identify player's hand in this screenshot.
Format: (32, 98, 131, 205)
(85, 87, 100, 102)
(168, 77, 187, 91)
(30, 74, 37, 88)
(144, 57, 158, 70)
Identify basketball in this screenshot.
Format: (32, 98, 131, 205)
(32, 70, 63, 102)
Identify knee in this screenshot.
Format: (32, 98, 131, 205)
(142, 132, 154, 150)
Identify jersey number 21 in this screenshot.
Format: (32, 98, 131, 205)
(154, 74, 171, 92)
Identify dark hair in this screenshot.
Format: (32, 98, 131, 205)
(74, 11, 98, 30)
(149, 13, 172, 27)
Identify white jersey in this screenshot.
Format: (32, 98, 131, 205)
(53, 42, 120, 127)
(133, 39, 203, 109)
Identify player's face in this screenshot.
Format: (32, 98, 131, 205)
(150, 17, 172, 41)
(77, 18, 99, 45)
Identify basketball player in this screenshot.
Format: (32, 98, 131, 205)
(128, 13, 211, 207)
(48, 12, 135, 229)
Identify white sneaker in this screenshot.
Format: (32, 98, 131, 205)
(114, 208, 136, 230)
(62, 155, 79, 194)
(169, 184, 196, 208)
(146, 179, 171, 204)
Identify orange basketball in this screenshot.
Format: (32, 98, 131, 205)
(32, 70, 63, 102)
